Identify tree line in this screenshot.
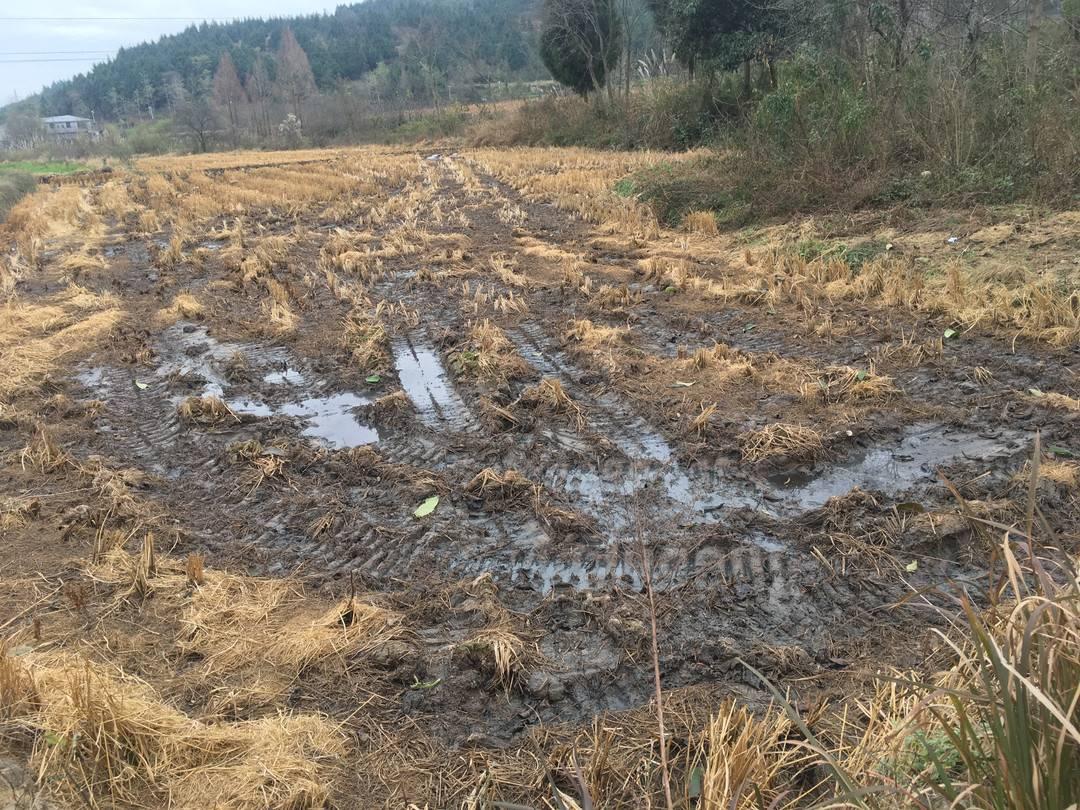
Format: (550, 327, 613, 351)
(3, 0, 545, 129)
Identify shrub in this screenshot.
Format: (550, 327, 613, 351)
(0, 172, 36, 222)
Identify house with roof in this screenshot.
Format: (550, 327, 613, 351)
(41, 115, 99, 140)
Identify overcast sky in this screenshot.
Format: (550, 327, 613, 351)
(1, 1, 341, 102)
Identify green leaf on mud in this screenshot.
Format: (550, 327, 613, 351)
(855, 369, 869, 381)
(1048, 445, 1077, 458)
(905, 560, 918, 572)
(365, 374, 381, 384)
(134, 380, 149, 390)
(414, 495, 439, 518)
(1028, 388, 1044, 397)
(410, 676, 442, 690)
(943, 327, 958, 339)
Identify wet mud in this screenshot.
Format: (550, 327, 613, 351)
(7, 151, 1077, 755)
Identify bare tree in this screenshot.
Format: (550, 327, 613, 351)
(407, 21, 448, 111)
(245, 55, 274, 138)
(275, 27, 317, 121)
(1025, 0, 1042, 85)
(173, 84, 217, 153)
(212, 52, 247, 146)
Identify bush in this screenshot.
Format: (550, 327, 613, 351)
(0, 172, 36, 222)
(617, 157, 746, 226)
(125, 120, 174, 155)
(472, 78, 738, 150)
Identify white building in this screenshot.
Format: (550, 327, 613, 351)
(41, 115, 99, 140)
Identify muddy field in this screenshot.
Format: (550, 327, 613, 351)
(1, 146, 1078, 807)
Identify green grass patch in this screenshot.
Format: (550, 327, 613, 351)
(0, 160, 89, 176)
(615, 157, 749, 228)
(794, 238, 888, 270)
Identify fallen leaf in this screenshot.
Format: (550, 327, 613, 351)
(905, 560, 918, 572)
(365, 374, 381, 384)
(414, 495, 439, 518)
(134, 380, 149, 390)
(410, 676, 442, 690)
(671, 380, 696, 388)
(1029, 388, 1044, 397)
(943, 327, 958, 339)
(1048, 445, 1077, 458)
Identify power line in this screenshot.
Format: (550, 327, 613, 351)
(0, 16, 244, 21)
(0, 58, 108, 63)
(0, 50, 115, 55)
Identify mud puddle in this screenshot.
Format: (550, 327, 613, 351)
(79, 322, 379, 451)
(767, 424, 1026, 511)
(230, 393, 378, 449)
(391, 333, 475, 431)
(545, 462, 769, 529)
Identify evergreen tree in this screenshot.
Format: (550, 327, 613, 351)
(540, 0, 623, 95)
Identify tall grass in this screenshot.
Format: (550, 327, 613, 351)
(0, 172, 35, 222)
(818, 440, 1078, 807)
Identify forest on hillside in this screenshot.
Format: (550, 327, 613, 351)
(4, 0, 549, 125)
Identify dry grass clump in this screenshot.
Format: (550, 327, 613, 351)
(366, 389, 413, 425)
(177, 395, 238, 426)
(466, 284, 530, 317)
(450, 319, 531, 385)
(489, 253, 527, 287)
(343, 445, 448, 496)
(228, 439, 290, 491)
(373, 299, 420, 331)
(458, 626, 531, 690)
(18, 426, 70, 473)
(465, 467, 592, 535)
(0, 496, 40, 530)
(1028, 389, 1080, 412)
(740, 423, 825, 463)
(1012, 457, 1079, 490)
(155, 292, 204, 324)
(343, 310, 389, 371)
(0, 284, 123, 399)
(515, 378, 586, 429)
(57, 250, 107, 278)
(465, 468, 538, 506)
(697, 700, 808, 808)
(564, 318, 632, 350)
(2, 648, 346, 809)
(84, 544, 405, 716)
(181, 570, 403, 680)
(588, 283, 641, 313)
(136, 209, 161, 234)
(683, 210, 719, 236)
(802, 365, 897, 404)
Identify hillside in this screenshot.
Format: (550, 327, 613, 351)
(15, 0, 547, 122)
